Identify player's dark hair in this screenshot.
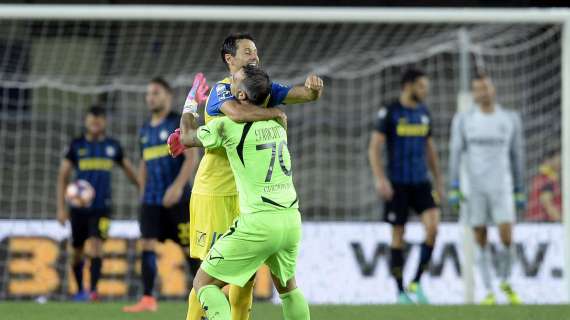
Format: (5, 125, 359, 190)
(86, 105, 106, 117)
(149, 76, 173, 94)
(240, 65, 271, 106)
(401, 68, 427, 88)
(220, 33, 255, 69)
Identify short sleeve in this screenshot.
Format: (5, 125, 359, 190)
(206, 83, 236, 116)
(64, 141, 77, 165)
(374, 107, 390, 134)
(267, 82, 292, 107)
(197, 119, 224, 150)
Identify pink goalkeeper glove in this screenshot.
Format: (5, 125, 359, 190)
(167, 128, 186, 158)
(183, 73, 209, 117)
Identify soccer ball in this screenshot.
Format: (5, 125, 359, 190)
(65, 180, 95, 208)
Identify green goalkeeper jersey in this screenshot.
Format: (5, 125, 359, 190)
(197, 117, 298, 214)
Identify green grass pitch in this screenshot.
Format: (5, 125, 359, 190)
(2, 302, 570, 320)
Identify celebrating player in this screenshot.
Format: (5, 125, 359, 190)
(123, 77, 201, 313)
(185, 32, 323, 320)
(448, 74, 525, 305)
(368, 69, 444, 304)
(56, 105, 140, 301)
(171, 65, 310, 320)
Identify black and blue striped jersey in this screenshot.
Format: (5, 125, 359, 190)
(375, 101, 432, 185)
(139, 112, 190, 205)
(65, 135, 124, 210)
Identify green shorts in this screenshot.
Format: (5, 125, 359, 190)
(201, 209, 302, 287)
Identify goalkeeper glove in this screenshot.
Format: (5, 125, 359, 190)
(167, 129, 186, 158)
(447, 181, 463, 213)
(514, 188, 527, 210)
(182, 73, 209, 118)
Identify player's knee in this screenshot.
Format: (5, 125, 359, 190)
(71, 248, 84, 264)
(89, 237, 103, 257)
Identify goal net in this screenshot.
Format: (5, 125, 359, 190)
(0, 7, 564, 302)
(0, 20, 561, 221)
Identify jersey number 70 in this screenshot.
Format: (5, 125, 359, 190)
(256, 140, 292, 182)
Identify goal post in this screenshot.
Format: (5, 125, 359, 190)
(0, 5, 568, 303)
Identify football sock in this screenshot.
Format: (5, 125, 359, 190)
(72, 260, 85, 292)
(90, 257, 102, 292)
(198, 285, 231, 320)
(187, 288, 206, 320)
(280, 288, 310, 320)
(413, 242, 434, 283)
(229, 282, 254, 320)
(142, 250, 157, 296)
(476, 244, 493, 292)
(390, 248, 405, 292)
(498, 243, 513, 282)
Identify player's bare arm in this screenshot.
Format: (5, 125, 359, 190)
(138, 161, 146, 196)
(283, 74, 324, 104)
(121, 158, 142, 189)
(56, 158, 73, 225)
(162, 148, 197, 208)
(368, 131, 393, 200)
(426, 137, 445, 201)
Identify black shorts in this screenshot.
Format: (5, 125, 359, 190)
(140, 196, 190, 247)
(384, 182, 437, 226)
(70, 208, 111, 248)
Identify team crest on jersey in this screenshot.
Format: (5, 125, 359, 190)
(106, 146, 116, 157)
(160, 130, 169, 141)
(421, 115, 430, 124)
(78, 148, 87, 156)
(377, 108, 387, 119)
(141, 135, 148, 144)
(216, 84, 232, 100)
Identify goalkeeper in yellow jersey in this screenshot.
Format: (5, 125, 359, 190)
(185, 33, 323, 320)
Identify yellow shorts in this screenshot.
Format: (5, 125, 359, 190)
(189, 193, 239, 260)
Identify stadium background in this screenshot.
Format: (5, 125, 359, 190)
(0, 0, 566, 309)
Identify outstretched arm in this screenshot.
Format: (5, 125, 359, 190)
(283, 74, 324, 105)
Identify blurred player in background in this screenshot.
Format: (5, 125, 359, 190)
(56, 105, 140, 301)
(368, 69, 444, 304)
(171, 65, 311, 320)
(123, 77, 200, 313)
(526, 151, 561, 222)
(448, 74, 525, 305)
(185, 32, 323, 320)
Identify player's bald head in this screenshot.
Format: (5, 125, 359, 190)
(221, 33, 259, 72)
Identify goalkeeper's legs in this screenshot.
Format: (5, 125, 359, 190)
(194, 268, 231, 320)
(474, 227, 495, 304)
(273, 276, 310, 320)
(497, 223, 521, 304)
(187, 288, 206, 320)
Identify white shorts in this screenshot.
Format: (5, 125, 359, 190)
(463, 190, 515, 226)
